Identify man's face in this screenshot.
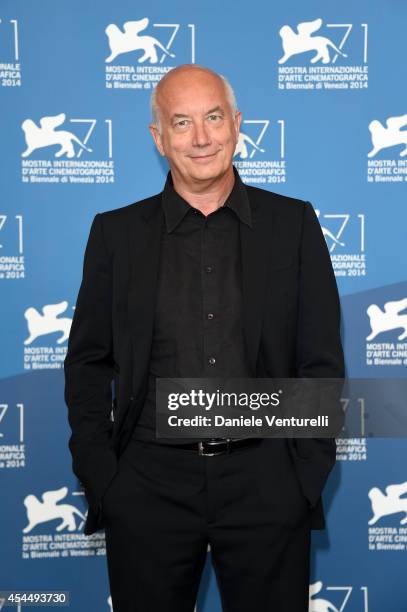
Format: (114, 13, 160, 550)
(149, 69, 241, 187)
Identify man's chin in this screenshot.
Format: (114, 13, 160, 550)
(187, 162, 230, 183)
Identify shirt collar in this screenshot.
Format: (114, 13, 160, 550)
(161, 166, 252, 233)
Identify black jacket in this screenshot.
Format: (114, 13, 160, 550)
(64, 181, 345, 535)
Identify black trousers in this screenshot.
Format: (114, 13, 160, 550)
(102, 437, 311, 612)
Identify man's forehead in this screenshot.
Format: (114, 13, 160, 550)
(152, 66, 235, 123)
(158, 85, 230, 117)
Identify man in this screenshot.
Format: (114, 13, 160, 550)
(64, 64, 344, 611)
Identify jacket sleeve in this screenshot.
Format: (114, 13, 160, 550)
(292, 201, 345, 507)
(64, 213, 118, 513)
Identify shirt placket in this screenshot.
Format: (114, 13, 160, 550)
(201, 215, 220, 375)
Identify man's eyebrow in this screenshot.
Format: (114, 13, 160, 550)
(171, 113, 191, 120)
(171, 106, 225, 121)
(205, 106, 224, 115)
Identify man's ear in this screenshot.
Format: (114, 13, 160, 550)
(148, 123, 165, 157)
(233, 111, 242, 139)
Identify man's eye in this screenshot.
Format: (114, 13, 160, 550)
(207, 114, 222, 121)
(175, 120, 189, 128)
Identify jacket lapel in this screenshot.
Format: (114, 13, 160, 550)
(126, 196, 164, 392)
(240, 196, 272, 373)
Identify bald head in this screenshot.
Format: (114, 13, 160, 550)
(150, 64, 238, 132)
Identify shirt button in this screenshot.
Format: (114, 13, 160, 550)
(207, 313, 214, 320)
(208, 357, 216, 365)
(204, 265, 213, 273)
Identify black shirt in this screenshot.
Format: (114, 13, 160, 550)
(132, 167, 254, 443)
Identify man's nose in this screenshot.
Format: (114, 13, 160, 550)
(192, 121, 211, 147)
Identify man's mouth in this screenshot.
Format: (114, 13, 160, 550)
(188, 151, 219, 161)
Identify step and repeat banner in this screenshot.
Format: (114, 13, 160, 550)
(1, 0, 406, 610)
